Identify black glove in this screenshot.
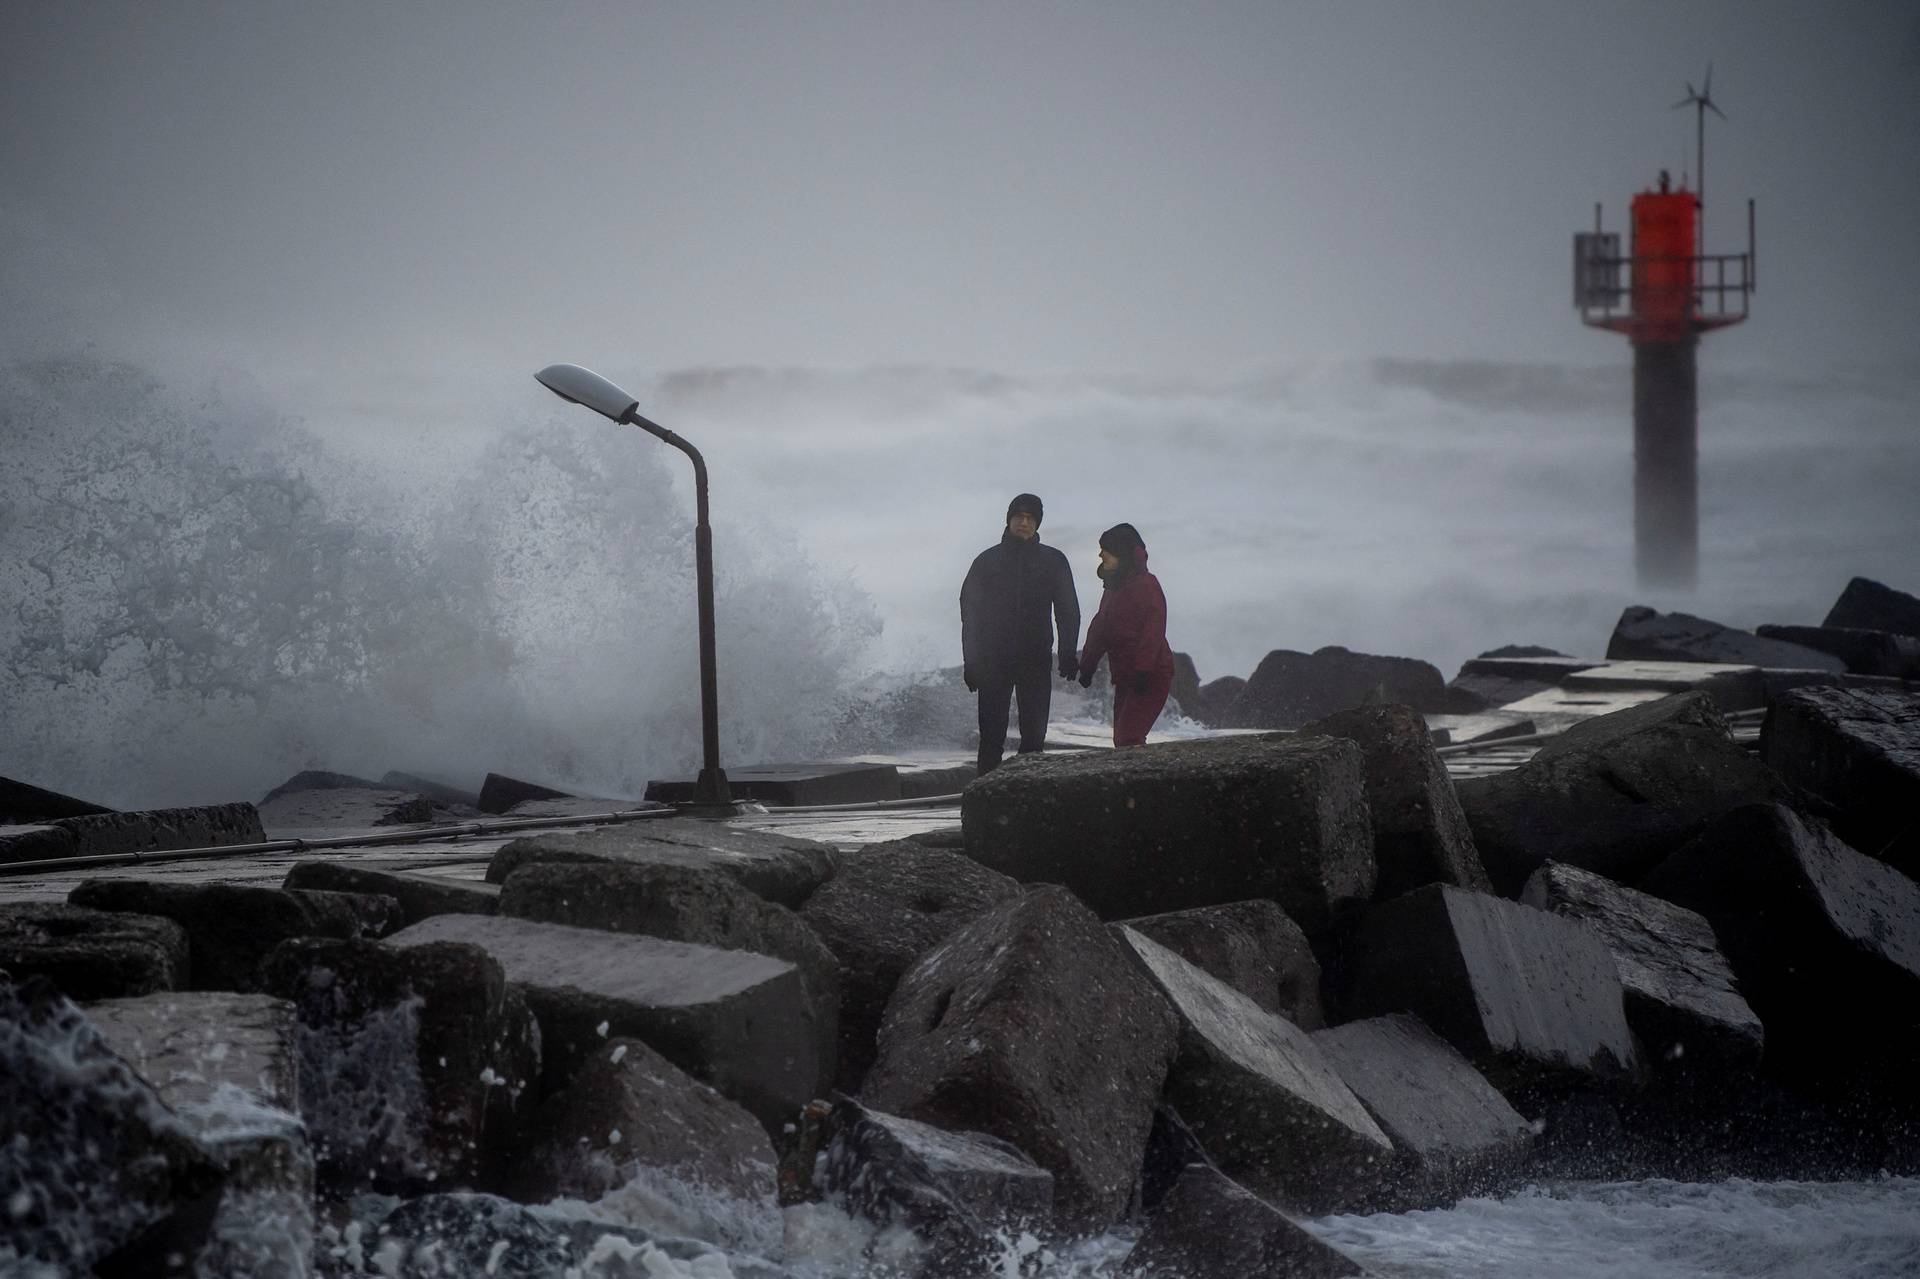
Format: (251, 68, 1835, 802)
(1058, 655, 1079, 682)
(963, 664, 980, 693)
(1078, 666, 1095, 689)
(1133, 672, 1152, 695)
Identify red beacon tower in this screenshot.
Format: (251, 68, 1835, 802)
(1575, 78, 1756, 589)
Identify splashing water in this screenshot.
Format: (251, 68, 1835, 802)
(0, 352, 883, 807)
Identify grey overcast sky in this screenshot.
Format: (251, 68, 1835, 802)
(5, 1, 1918, 389)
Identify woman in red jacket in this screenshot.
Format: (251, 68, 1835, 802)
(1077, 523, 1176, 747)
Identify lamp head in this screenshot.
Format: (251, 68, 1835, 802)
(535, 363, 640, 423)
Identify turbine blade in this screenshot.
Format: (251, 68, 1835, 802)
(1672, 93, 1695, 109)
(1708, 100, 1728, 121)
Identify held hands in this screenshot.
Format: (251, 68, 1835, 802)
(1078, 665, 1095, 689)
(1058, 655, 1079, 683)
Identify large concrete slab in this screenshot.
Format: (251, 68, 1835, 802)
(384, 913, 819, 1131)
(1521, 861, 1763, 1074)
(487, 818, 837, 909)
(1121, 1164, 1366, 1278)
(70, 878, 402, 992)
(1311, 1013, 1534, 1208)
(283, 860, 501, 924)
(1, 803, 265, 865)
(1119, 927, 1392, 1214)
(86, 991, 299, 1112)
(1563, 660, 1774, 713)
(0, 903, 190, 1000)
(863, 886, 1180, 1231)
(1642, 803, 1920, 1094)
(1455, 691, 1794, 894)
(1340, 885, 1640, 1096)
(258, 786, 439, 834)
(1760, 685, 1920, 879)
(962, 734, 1375, 934)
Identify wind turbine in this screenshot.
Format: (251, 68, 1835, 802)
(1673, 63, 1727, 257)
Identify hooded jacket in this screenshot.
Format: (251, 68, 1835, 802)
(961, 531, 1080, 680)
(1080, 547, 1174, 683)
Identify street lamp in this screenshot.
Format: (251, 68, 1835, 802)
(535, 363, 736, 812)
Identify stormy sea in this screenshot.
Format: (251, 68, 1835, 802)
(5, 348, 1920, 1276)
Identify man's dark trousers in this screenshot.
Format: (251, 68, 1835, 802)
(977, 666, 1051, 776)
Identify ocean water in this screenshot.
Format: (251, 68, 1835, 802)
(1302, 1176, 1920, 1279)
(5, 349, 1915, 810)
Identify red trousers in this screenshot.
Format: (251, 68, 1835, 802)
(1111, 665, 1173, 747)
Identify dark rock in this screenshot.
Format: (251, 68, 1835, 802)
(1198, 675, 1246, 722)
(799, 838, 1022, 1091)
(70, 879, 402, 992)
(0, 773, 113, 822)
(1823, 576, 1920, 638)
(32, 802, 265, 861)
(260, 937, 540, 1191)
(1760, 685, 1920, 878)
(86, 991, 313, 1278)
(1454, 691, 1795, 895)
(1298, 703, 1492, 898)
(258, 785, 439, 831)
(1137, 1105, 1214, 1214)
(1446, 653, 1596, 713)
(1311, 1013, 1534, 1209)
(961, 734, 1374, 935)
(1171, 651, 1205, 720)
(821, 1096, 1053, 1277)
(1120, 898, 1324, 1028)
(382, 770, 484, 810)
(0, 823, 77, 863)
(1120, 1164, 1366, 1279)
(477, 772, 576, 814)
(257, 769, 385, 804)
(1338, 884, 1640, 1097)
(0, 977, 221, 1274)
(1755, 624, 1920, 679)
(0, 902, 190, 998)
(497, 1036, 779, 1253)
(863, 886, 1179, 1231)
(1521, 861, 1763, 1074)
(1641, 804, 1920, 1095)
(488, 817, 836, 909)
(1118, 926, 1392, 1214)
(1222, 645, 1452, 729)
(1606, 606, 1845, 671)
(382, 914, 819, 1132)
(500, 860, 842, 1086)
(283, 860, 501, 924)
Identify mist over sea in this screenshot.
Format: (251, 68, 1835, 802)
(3, 346, 1916, 812)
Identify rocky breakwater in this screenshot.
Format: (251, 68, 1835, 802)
(9, 670, 1920, 1276)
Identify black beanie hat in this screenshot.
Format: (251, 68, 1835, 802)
(1007, 493, 1044, 526)
(1099, 522, 1145, 556)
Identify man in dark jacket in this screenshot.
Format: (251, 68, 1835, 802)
(961, 493, 1081, 775)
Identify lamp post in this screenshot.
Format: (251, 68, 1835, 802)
(534, 363, 735, 811)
